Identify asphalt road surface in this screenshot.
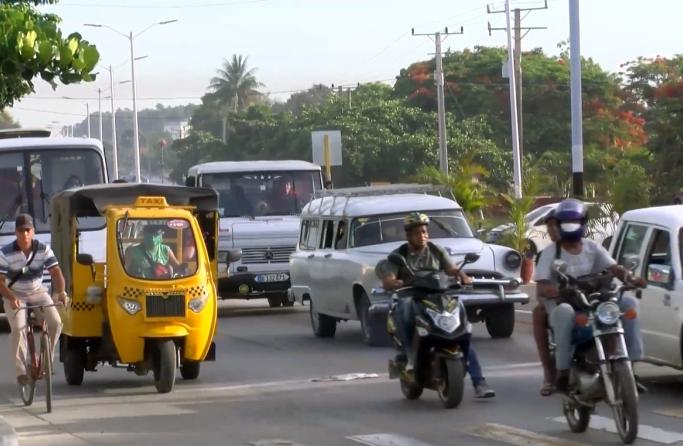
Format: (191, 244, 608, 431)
(1, 295, 682, 446)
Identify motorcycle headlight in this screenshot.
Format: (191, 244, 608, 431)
(118, 297, 142, 315)
(188, 291, 209, 313)
(425, 308, 461, 333)
(596, 301, 620, 325)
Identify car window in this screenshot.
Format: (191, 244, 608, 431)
(645, 229, 673, 286)
(299, 220, 310, 249)
(320, 220, 335, 249)
(305, 219, 321, 250)
(680, 228, 683, 272)
(335, 221, 347, 250)
(617, 223, 649, 266)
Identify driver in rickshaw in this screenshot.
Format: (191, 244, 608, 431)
(124, 225, 182, 279)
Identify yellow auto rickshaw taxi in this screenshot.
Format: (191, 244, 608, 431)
(51, 184, 239, 393)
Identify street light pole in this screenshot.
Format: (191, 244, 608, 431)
(109, 64, 119, 180)
(129, 31, 142, 183)
(98, 88, 103, 141)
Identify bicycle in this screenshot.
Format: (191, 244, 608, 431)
(17, 303, 61, 413)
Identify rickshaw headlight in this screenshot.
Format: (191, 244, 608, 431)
(118, 297, 142, 315)
(188, 292, 208, 313)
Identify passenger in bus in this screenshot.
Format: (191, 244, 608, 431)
(63, 175, 83, 189)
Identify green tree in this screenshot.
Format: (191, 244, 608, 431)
(608, 159, 651, 214)
(208, 54, 263, 113)
(271, 84, 332, 115)
(0, 1, 99, 107)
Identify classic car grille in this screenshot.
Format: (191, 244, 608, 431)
(466, 270, 504, 280)
(240, 246, 296, 264)
(146, 294, 185, 317)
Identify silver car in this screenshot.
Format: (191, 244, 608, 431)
(289, 185, 529, 345)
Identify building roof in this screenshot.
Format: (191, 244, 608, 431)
(189, 160, 321, 175)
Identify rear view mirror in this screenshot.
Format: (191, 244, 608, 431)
(622, 254, 640, 272)
(552, 259, 568, 274)
(76, 253, 94, 266)
(463, 253, 480, 265)
(185, 176, 196, 187)
(647, 264, 672, 286)
(226, 249, 242, 264)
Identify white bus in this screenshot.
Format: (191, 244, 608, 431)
(0, 131, 109, 295)
(186, 160, 323, 307)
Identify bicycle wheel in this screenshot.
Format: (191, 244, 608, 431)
(41, 332, 53, 413)
(19, 329, 36, 406)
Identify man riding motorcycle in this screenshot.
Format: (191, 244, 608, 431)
(534, 199, 647, 393)
(378, 212, 495, 399)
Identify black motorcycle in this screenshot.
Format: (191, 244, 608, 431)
(552, 259, 644, 444)
(378, 253, 478, 409)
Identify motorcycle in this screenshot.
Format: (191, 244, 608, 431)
(379, 252, 479, 409)
(552, 258, 643, 444)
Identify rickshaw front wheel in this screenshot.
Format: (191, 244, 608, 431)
(152, 340, 176, 393)
(180, 360, 200, 380)
(63, 343, 86, 386)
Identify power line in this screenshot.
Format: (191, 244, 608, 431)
(56, 0, 269, 8)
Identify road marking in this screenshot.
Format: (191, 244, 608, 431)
(551, 415, 683, 444)
(468, 423, 588, 446)
(348, 433, 438, 446)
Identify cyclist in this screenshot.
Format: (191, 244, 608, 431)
(0, 214, 67, 385)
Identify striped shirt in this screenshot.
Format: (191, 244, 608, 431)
(0, 240, 58, 298)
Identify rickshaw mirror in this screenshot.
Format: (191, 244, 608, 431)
(76, 253, 94, 266)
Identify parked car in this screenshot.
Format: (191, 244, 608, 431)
(289, 185, 529, 345)
(486, 201, 618, 255)
(608, 205, 683, 370)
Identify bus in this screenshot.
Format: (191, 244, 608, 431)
(186, 160, 323, 307)
(0, 131, 109, 298)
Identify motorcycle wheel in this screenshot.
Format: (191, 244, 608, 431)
(400, 374, 423, 400)
(564, 401, 591, 433)
(611, 361, 639, 444)
(437, 358, 465, 409)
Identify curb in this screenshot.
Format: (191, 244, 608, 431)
(0, 416, 18, 446)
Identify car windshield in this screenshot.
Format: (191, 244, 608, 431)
(350, 210, 473, 248)
(201, 170, 322, 218)
(118, 218, 199, 280)
(0, 148, 105, 234)
(525, 205, 552, 224)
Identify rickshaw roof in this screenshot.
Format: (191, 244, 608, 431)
(51, 183, 218, 217)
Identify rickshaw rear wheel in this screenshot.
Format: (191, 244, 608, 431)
(180, 360, 200, 380)
(152, 340, 176, 393)
(63, 341, 86, 386)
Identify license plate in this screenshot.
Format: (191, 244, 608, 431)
(255, 273, 289, 283)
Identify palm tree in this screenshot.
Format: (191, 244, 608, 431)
(209, 54, 264, 142)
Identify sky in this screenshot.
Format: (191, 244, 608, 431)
(7, 0, 683, 130)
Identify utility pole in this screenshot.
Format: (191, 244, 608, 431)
(86, 103, 91, 138)
(412, 26, 464, 175)
(569, 0, 583, 198)
(108, 64, 119, 180)
(98, 88, 103, 141)
(488, 0, 547, 161)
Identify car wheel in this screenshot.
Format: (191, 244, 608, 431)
(310, 298, 336, 338)
(485, 303, 515, 338)
(357, 292, 390, 347)
(267, 296, 282, 308)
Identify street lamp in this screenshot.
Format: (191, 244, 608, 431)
(84, 19, 178, 183)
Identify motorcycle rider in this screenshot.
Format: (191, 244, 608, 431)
(378, 212, 496, 399)
(534, 199, 647, 393)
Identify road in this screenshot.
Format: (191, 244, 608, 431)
(1, 295, 683, 446)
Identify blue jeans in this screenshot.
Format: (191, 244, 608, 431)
(544, 295, 644, 370)
(393, 298, 484, 385)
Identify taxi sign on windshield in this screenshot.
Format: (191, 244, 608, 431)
(134, 196, 169, 207)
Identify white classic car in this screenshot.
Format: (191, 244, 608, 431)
(486, 201, 618, 255)
(608, 205, 683, 369)
(289, 185, 529, 345)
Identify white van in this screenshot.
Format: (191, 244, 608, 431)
(186, 161, 323, 307)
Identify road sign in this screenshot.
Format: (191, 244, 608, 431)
(311, 130, 342, 166)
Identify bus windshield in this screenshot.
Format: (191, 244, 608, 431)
(0, 148, 106, 234)
(201, 170, 322, 218)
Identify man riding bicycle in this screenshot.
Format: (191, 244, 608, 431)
(0, 214, 67, 385)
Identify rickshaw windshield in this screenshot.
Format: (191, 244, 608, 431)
(117, 218, 199, 280)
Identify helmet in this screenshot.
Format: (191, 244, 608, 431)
(404, 212, 429, 231)
(554, 199, 587, 241)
